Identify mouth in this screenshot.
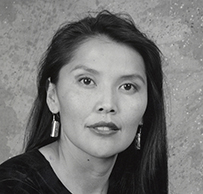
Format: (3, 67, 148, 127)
(87, 121, 120, 135)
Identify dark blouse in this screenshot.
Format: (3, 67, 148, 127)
(0, 150, 71, 194)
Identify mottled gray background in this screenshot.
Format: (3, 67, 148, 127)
(0, 0, 202, 193)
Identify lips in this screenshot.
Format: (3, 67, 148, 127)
(88, 121, 119, 130)
(87, 121, 120, 134)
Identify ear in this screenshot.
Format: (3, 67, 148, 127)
(139, 119, 143, 126)
(46, 81, 60, 114)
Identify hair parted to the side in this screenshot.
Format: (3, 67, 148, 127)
(24, 10, 168, 194)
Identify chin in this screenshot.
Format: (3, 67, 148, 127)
(90, 148, 125, 159)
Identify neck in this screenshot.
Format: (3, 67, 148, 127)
(41, 140, 117, 194)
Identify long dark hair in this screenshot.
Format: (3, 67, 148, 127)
(24, 10, 168, 194)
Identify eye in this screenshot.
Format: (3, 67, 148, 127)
(79, 77, 95, 86)
(120, 83, 138, 93)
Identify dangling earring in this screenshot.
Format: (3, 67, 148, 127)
(135, 125, 142, 150)
(50, 114, 60, 137)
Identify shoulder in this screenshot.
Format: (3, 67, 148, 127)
(0, 150, 47, 193)
(0, 149, 46, 177)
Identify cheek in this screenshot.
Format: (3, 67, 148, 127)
(122, 96, 147, 124)
(59, 91, 93, 120)
(121, 99, 147, 146)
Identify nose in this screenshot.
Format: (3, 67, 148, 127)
(96, 88, 118, 115)
(97, 107, 116, 114)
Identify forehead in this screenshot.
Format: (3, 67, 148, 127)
(73, 36, 141, 60)
(60, 36, 146, 79)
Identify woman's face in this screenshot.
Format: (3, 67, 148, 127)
(47, 37, 147, 159)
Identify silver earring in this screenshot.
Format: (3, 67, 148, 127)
(50, 115, 60, 137)
(135, 125, 142, 150)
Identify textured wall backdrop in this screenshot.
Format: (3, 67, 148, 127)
(0, 0, 202, 193)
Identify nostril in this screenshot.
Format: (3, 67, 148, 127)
(98, 107, 116, 114)
(98, 108, 104, 112)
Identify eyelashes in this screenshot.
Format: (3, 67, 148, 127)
(119, 83, 139, 92)
(78, 76, 140, 93)
(79, 77, 96, 86)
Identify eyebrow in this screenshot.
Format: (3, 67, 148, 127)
(70, 65, 99, 75)
(71, 64, 146, 84)
(119, 74, 146, 85)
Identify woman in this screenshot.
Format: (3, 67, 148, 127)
(0, 10, 168, 194)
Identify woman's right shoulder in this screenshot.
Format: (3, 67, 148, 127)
(0, 150, 46, 193)
(0, 149, 45, 174)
